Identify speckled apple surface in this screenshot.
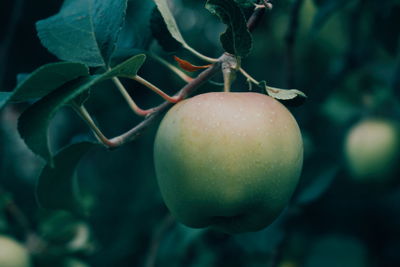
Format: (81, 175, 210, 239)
(154, 92, 303, 233)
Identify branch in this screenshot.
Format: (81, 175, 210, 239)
(0, 0, 24, 89)
(247, 4, 267, 32)
(78, 5, 267, 148)
(284, 0, 304, 88)
(108, 61, 222, 147)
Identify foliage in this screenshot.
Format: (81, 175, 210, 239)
(1, 0, 400, 266)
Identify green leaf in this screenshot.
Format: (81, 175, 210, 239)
(115, 0, 155, 53)
(150, 7, 182, 52)
(295, 165, 339, 206)
(36, 142, 101, 215)
(0, 92, 12, 109)
(206, 0, 252, 57)
(36, 0, 128, 67)
(152, 0, 188, 48)
(10, 62, 89, 103)
(265, 85, 307, 106)
(18, 54, 146, 162)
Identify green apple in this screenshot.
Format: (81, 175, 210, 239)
(0, 236, 31, 267)
(154, 92, 303, 234)
(345, 118, 400, 182)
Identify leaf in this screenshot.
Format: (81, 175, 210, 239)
(295, 165, 339, 206)
(113, 0, 155, 56)
(36, 142, 101, 215)
(10, 62, 89, 103)
(264, 85, 307, 106)
(150, 7, 182, 52)
(206, 0, 252, 57)
(92, 0, 128, 64)
(18, 54, 146, 163)
(153, 0, 188, 48)
(36, 0, 128, 67)
(0, 92, 12, 109)
(173, 56, 212, 72)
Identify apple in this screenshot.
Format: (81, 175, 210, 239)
(0, 236, 31, 267)
(345, 118, 400, 182)
(153, 92, 303, 234)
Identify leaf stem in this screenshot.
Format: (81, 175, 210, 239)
(112, 77, 155, 117)
(132, 75, 181, 103)
(239, 67, 260, 85)
(183, 44, 219, 63)
(72, 104, 116, 147)
(149, 53, 193, 83)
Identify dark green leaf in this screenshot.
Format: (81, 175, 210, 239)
(153, 0, 188, 48)
(92, 0, 128, 64)
(114, 0, 155, 54)
(36, 0, 128, 67)
(10, 62, 89, 103)
(36, 142, 101, 215)
(18, 54, 146, 162)
(295, 165, 339, 206)
(0, 92, 12, 109)
(206, 0, 252, 57)
(150, 7, 182, 52)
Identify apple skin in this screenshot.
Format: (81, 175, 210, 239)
(154, 92, 303, 234)
(345, 118, 400, 183)
(0, 236, 31, 267)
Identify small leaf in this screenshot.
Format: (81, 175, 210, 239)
(150, 7, 182, 52)
(265, 85, 307, 106)
(10, 62, 89, 103)
(36, 142, 101, 215)
(37, 0, 128, 67)
(153, 0, 188, 48)
(173, 56, 212, 72)
(18, 54, 146, 162)
(206, 0, 252, 57)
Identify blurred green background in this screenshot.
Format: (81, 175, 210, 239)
(1, 0, 400, 266)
